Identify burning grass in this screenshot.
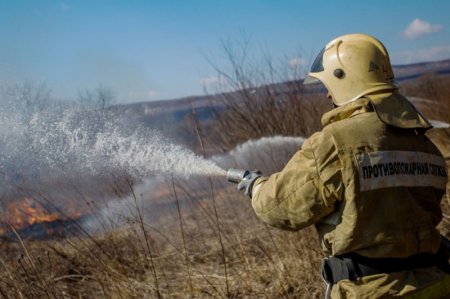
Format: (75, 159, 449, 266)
(0, 181, 325, 298)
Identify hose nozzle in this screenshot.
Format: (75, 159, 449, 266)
(226, 168, 250, 184)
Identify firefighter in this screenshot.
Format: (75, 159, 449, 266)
(237, 33, 450, 298)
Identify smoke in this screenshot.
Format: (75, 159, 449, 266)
(81, 177, 167, 232)
(213, 135, 305, 173)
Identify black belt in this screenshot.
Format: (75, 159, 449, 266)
(322, 248, 450, 285)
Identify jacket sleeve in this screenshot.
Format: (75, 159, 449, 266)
(251, 131, 344, 231)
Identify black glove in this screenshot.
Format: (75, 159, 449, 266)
(237, 170, 262, 198)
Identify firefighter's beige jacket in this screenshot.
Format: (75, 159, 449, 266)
(251, 92, 450, 297)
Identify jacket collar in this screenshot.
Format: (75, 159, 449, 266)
(321, 92, 432, 130)
(321, 97, 373, 127)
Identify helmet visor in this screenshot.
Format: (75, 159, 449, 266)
(309, 47, 325, 73)
(303, 75, 321, 85)
(303, 47, 325, 85)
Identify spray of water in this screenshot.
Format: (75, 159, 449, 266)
(212, 135, 305, 173)
(0, 96, 225, 185)
(95, 129, 227, 178)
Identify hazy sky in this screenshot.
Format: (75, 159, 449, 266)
(1, 1, 450, 103)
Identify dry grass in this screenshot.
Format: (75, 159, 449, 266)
(0, 180, 325, 298)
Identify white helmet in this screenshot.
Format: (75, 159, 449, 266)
(304, 33, 398, 106)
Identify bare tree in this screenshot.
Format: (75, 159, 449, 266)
(1, 81, 52, 114)
(78, 85, 115, 110)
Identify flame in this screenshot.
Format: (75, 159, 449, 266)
(3, 197, 67, 230)
(0, 196, 96, 238)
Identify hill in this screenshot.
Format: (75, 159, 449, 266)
(393, 58, 450, 81)
(116, 58, 450, 117)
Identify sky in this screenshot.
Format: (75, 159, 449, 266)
(1, 1, 450, 104)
